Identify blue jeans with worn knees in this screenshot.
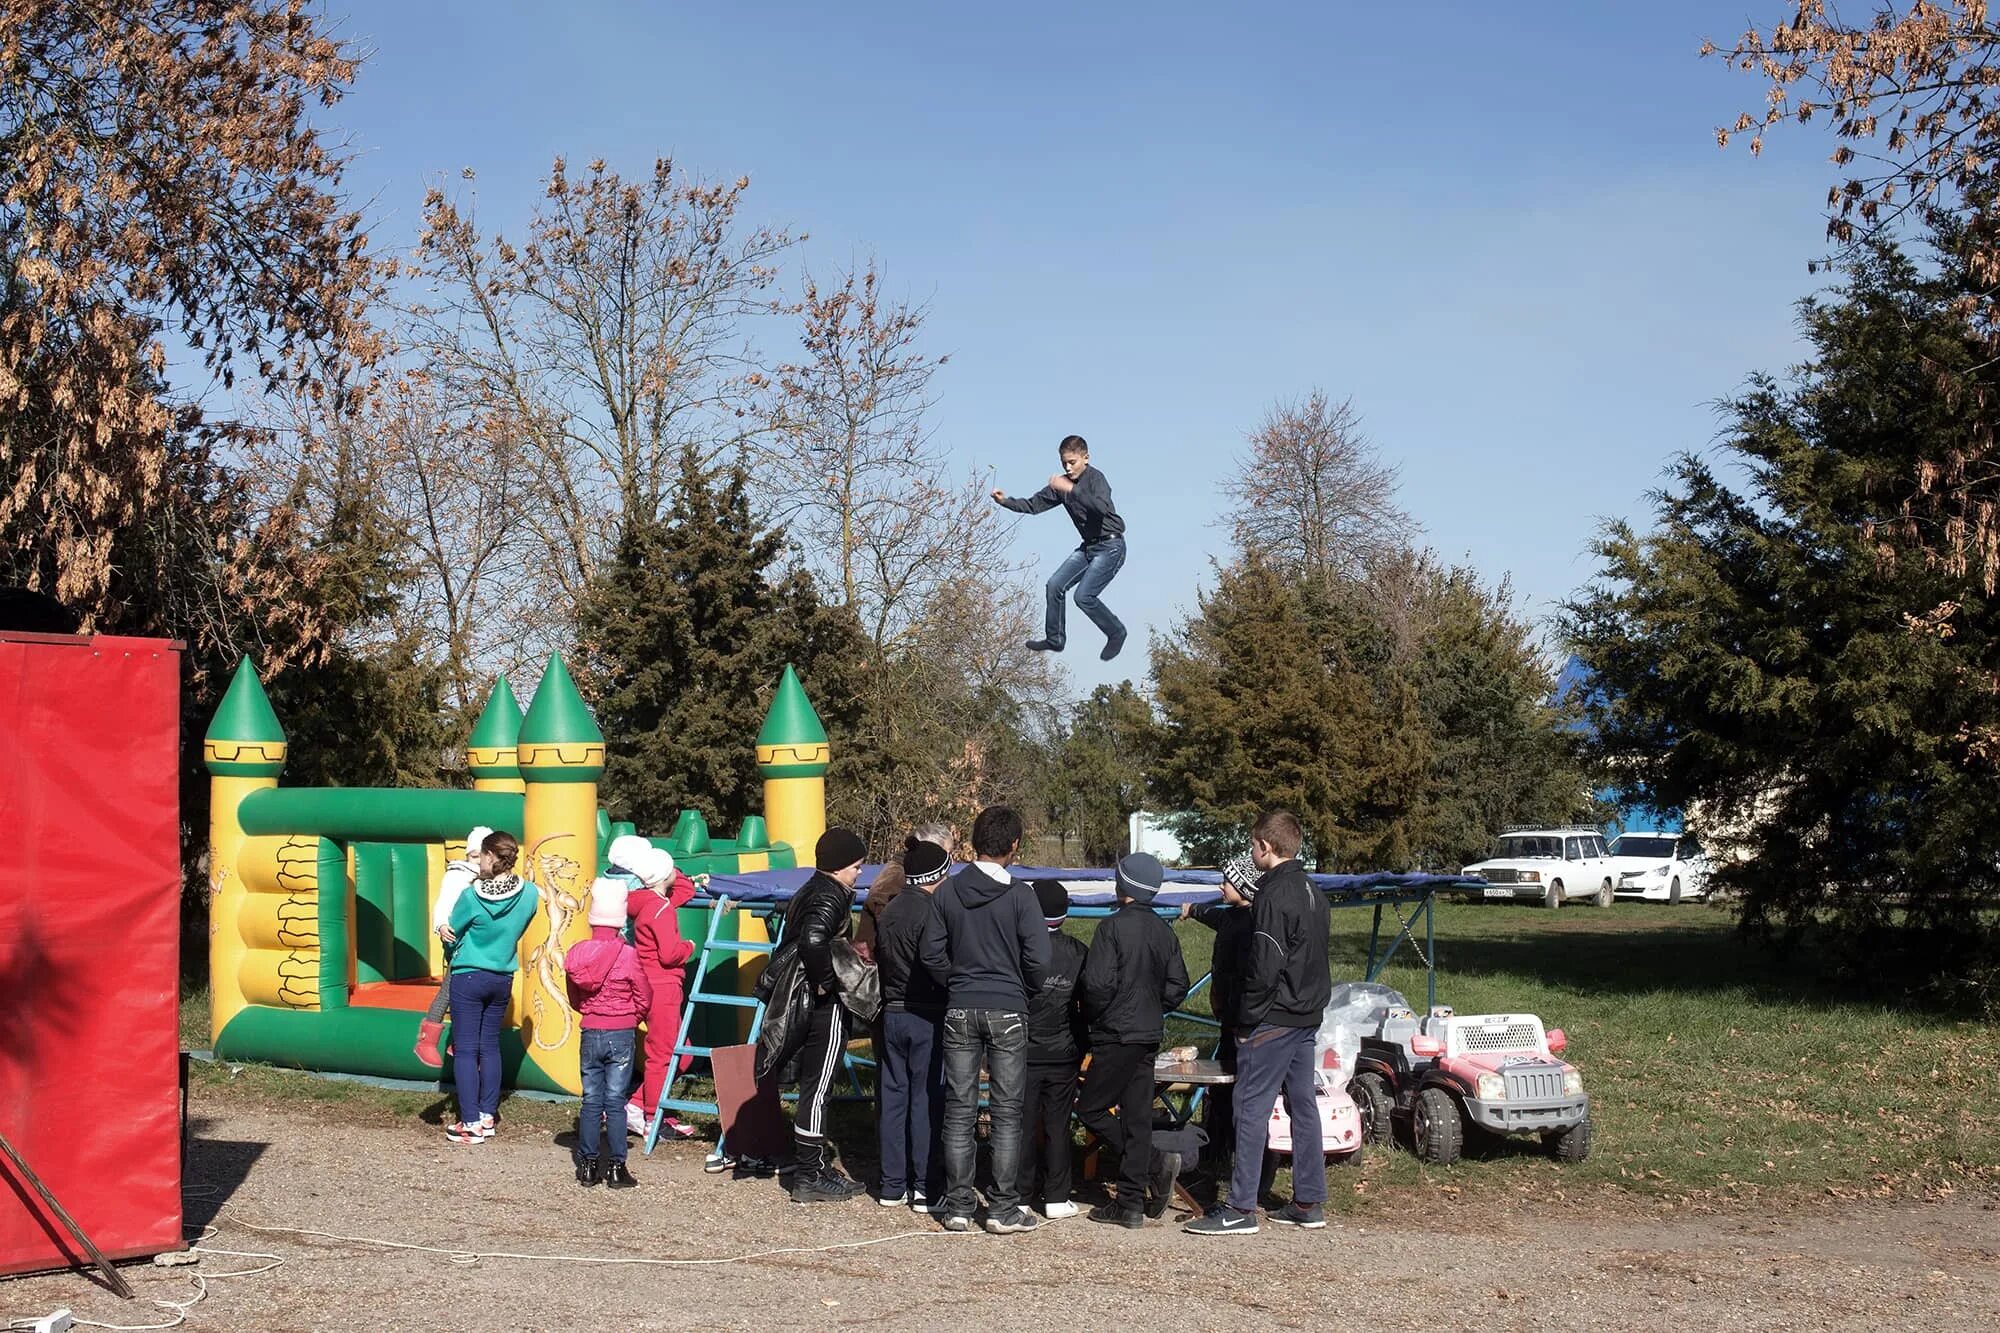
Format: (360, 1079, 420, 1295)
(579, 1026, 637, 1163)
(1043, 537, 1126, 649)
(941, 1007, 1029, 1217)
(878, 1009, 944, 1199)
(448, 968, 513, 1123)
(1228, 1023, 1325, 1211)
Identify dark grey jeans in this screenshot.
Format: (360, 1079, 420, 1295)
(941, 1007, 1028, 1217)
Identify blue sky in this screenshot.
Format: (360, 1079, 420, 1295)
(315, 0, 1837, 694)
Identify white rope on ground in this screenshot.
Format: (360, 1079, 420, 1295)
(222, 1206, 1065, 1268)
(2, 1229, 284, 1333)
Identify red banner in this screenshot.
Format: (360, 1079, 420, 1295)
(0, 634, 184, 1276)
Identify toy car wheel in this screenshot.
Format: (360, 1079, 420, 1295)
(1595, 877, 1614, 908)
(1669, 876, 1682, 905)
(1544, 1117, 1592, 1163)
(1349, 1073, 1393, 1146)
(1543, 879, 1563, 910)
(1411, 1087, 1463, 1165)
(1331, 1146, 1363, 1169)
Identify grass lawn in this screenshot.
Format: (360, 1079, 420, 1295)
(181, 900, 2000, 1214)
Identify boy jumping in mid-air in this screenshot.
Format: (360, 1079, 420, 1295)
(992, 434, 1127, 660)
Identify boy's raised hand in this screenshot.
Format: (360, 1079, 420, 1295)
(990, 486, 1007, 502)
(1048, 472, 1074, 493)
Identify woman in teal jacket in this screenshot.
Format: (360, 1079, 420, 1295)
(441, 830, 542, 1143)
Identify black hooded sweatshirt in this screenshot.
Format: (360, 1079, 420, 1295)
(918, 863, 1051, 1013)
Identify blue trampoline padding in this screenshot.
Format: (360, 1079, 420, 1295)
(697, 864, 1476, 907)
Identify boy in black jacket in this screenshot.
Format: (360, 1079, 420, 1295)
(1180, 854, 1260, 1153)
(1076, 853, 1190, 1228)
(1185, 810, 1332, 1238)
(1025, 879, 1089, 1220)
(918, 806, 1052, 1235)
(874, 838, 952, 1211)
(993, 434, 1128, 660)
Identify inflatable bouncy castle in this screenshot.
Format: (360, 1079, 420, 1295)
(205, 656, 826, 1095)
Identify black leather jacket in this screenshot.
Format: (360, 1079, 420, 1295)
(785, 871, 855, 997)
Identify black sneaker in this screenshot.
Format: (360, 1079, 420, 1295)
(1267, 1201, 1325, 1229)
(1088, 1202, 1144, 1229)
(604, 1162, 639, 1189)
(576, 1158, 600, 1188)
(1024, 639, 1062, 653)
(1099, 631, 1126, 661)
(790, 1170, 861, 1204)
(1183, 1206, 1260, 1237)
(939, 1212, 974, 1232)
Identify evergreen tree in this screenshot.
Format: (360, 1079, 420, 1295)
(1049, 682, 1155, 864)
(1564, 238, 2000, 1002)
(1150, 555, 1378, 867)
(579, 445, 868, 835)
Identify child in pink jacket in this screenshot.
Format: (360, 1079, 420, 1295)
(608, 838, 700, 1139)
(565, 876, 653, 1189)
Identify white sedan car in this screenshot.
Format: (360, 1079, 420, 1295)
(1608, 831, 1710, 903)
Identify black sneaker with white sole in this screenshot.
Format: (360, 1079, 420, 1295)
(1183, 1206, 1260, 1237)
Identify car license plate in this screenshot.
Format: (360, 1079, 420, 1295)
(1483, 886, 1515, 899)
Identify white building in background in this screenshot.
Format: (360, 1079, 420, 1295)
(1128, 811, 1186, 866)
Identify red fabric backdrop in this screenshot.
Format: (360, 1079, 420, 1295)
(0, 634, 184, 1275)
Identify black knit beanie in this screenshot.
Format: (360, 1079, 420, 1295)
(815, 826, 867, 872)
(903, 837, 949, 886)
(1033, 878, 1069, 925)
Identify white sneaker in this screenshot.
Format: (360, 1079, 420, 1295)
(877, 1191, 911, 1208)
(475, 1115, 495, 1139)
(909, 1192, 930, 1213)
(1042, 1201, 1079, 1220)
(625, 1103, 649, 1136)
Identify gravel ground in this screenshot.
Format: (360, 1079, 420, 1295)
(6, 1085, 2000, 1332)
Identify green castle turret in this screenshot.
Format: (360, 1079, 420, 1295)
(467, 674, 525, 791)
(203, 658, 288, 776)
(517, 656, 604, 783)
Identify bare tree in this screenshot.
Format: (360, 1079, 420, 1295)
(396, 157, 796, 622)
(1223, 391, 1416, 582)
(761, 262, 1018, 649)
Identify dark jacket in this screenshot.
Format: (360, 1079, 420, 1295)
(856, 859, 904, 955)
(1239, 859, 1330, 1030)
(785, 870, 855, 999)
(919, 863, 1051, 1013)
(877, 885, 948, 1019)
(1078, 902, 1190, 1046)
(1026, 931, 1089, 1066)
(998, 464, 1125, 544)
(1190, 903, 1252, 1030)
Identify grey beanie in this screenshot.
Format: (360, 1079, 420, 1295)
(1115, 852, 1164, 903)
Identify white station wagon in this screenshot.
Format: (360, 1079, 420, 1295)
(1462, 829, 1618, 909)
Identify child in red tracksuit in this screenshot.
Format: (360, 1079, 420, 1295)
(565, 876, 653, 1188)
(608, 836, 700, 1140)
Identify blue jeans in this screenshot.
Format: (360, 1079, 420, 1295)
(1043, 538, 1126, 649)
(579, 1027, 637, 1163)
(448, 968, 513, 1123)
(878, 1008, 945, 1199)
(942, 1007, 1028, 1217)
(1228, 1023, 1325, 1210)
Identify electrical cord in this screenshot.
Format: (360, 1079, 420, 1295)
(3, 1228, 283, 1333)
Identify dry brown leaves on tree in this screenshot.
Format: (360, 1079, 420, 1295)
(1, 0, 377, 619)
(1708, 1, 2000, 591)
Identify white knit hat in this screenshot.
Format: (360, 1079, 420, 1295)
(588, 875, 630, 927)
(465, 826, 493, 856)
(637, 846, 677, 887)
(606, 834, 655, 876)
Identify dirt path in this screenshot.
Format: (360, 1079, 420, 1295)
(6, 1087, 2000, 1331)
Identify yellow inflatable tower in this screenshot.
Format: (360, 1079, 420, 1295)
(204, 659, 289, 1043)
(514, 656, 604, 1095)
(756, 663, 830, 860)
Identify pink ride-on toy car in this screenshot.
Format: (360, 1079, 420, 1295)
(1342, 984, 1591, 1165)
(1265, 1043, 1365, 1168)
